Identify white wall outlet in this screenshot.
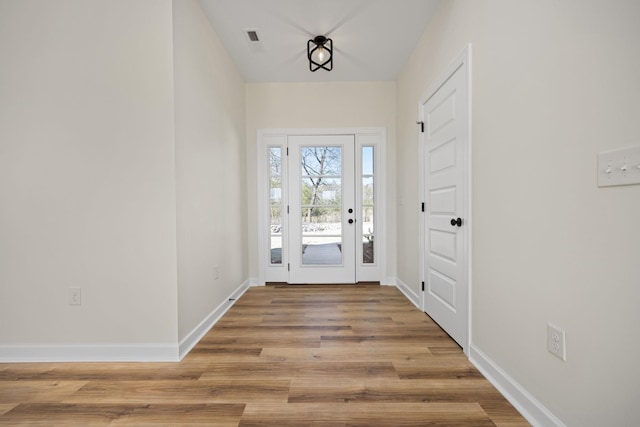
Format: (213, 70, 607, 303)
(214, 266, 220, 280)
(69, 287, 82, 306)
(547, 323, 566, 361)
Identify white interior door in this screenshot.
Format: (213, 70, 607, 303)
(288, 135, 356, 284)
(421, 49, 470, 348)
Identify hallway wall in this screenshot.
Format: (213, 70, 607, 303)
(0, 0, 249, 361)
(245, 82, 397, 282)
(396, 1, 640, 425)
(172, 0, 248, 344)
(0, 0, 179, 350)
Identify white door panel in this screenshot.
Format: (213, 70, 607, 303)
(428, 268, 456, 309)
(429, 186, 457, 214)
(421, 49, 470, 348)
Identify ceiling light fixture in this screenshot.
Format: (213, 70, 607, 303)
(307, 35, 333, 72)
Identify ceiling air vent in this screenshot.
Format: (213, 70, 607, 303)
(246, 29, 260, 42)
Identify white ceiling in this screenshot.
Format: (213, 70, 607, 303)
(198, 0, 442, 83)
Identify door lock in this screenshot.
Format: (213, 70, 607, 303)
(450, 217, 462, 227)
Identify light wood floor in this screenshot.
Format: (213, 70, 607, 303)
(0, 284, 530, 426)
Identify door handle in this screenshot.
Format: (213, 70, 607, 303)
(450, 217, 462, 227)
(348, 219, 354, 224)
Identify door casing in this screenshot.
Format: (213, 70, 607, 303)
(257, 127, 387, 285)
(419, 44, 472, 354)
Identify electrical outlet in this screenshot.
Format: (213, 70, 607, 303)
(547, 323, 566, 361)
(214, 266, 220, 280)
(69, 287, 82, 306)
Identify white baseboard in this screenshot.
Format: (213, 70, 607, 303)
(0, 280, 252, 363)
(0, 343, 179, 363)
(469, 345, 566, 427)
(178, 279, 250, 359)
(381, 276, 396, 286)
(391, 279, 562, 427)
(394, 277, 421, 309)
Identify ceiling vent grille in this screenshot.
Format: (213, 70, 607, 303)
(246, 29, 260, 42)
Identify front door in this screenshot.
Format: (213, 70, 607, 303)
(288, 135, 356, 283)
(258, 128, 385, 286)
(421, 47, 470, 348)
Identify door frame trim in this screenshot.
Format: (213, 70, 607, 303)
(418, 44, 472, 354)
(256, 127, 387, 285)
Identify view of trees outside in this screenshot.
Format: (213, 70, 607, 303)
(269, 147, 283, 264)
(300, 146, 342, 224)
(299, 146, 343, 265)
(268, 144, 376, 265)
(362, 146, 374, 264)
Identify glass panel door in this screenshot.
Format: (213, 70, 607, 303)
(288, 135, 355, 283)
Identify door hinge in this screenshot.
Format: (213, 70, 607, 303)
(287, 263, 290, 271)
(421, 202, 425, 212)
(416, 121, 424, 133)
(286, 147, 289, 156)
(287, 205, 289, 214)
(421, 281, 425, 292)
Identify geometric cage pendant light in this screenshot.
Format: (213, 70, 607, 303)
(307, 35, 333, 72)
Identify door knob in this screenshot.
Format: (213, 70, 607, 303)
(450, 218, 462, 227)
(348, 219, 354, 224)
(348, 208, 353, 213)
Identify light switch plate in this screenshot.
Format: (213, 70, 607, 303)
(598, 145, 640, 187)
(69, 287, 82, 305)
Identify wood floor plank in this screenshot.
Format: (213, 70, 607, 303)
(196, 335, 322, 348)
(0, 381, 88, 403)
(1, 403, 244, 426)
(184, 347, 264, 359)
(66, 380, 289, 404)
(209, 325, 354, 338)
(287, 378, 498, 403)
(393, 357, 485, 380)
(321, 334, 450, 345)
(201, 361, 398, 381)
(0, 404, 17, 416)
(0, 363, 206, 381)
(259, 346, 433, 362)
(239, 402, 495, 427)
(0, 285, 528, 426)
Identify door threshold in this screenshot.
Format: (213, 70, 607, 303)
(265, 281, 380, 287)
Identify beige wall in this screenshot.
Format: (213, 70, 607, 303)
(396, 0, 640, 425)
(0, 0, 179, 345)
(173, 0, 247, 341)
(0, 0, 249, 356)
(245, 82, 397, 280)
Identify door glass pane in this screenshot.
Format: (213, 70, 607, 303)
(301, 147, 342, 176)
(269, 147, 283, 264)
(301, 177, 342, 205)
(302, 236, 342, 265)
(300, 146, 343, 265)
(362, 146, 375, 264)
(362, 146, 374, 175)
(362, 207, 374, 264)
